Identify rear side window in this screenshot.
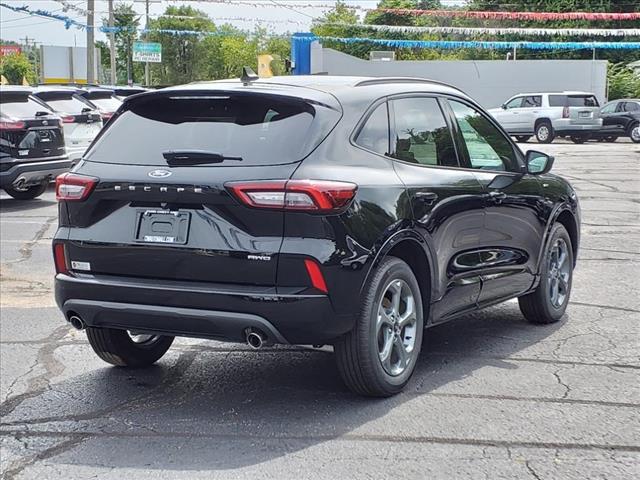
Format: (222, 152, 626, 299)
(0, 94, 51, 118)
(355, 102, 388, 155)
(36, 94, 94, 114)
(549, 95, 599, 107)
(389, 97, 458, 167)
(86, 93, 340, 166)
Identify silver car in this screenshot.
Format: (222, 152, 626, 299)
(488, 92, 603, 144)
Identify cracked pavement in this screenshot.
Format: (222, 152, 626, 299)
(1, 139, 639, 479)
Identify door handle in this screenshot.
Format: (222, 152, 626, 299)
(415, 191, 438, 204)
(487, 191, 507, 204)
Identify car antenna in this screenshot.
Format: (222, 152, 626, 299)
(241, 66, 259, 85)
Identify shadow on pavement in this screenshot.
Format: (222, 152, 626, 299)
(3, 301, 563, 472)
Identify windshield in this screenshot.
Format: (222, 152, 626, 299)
(85, 93, 340, 166)
(39, 95, 95, 114)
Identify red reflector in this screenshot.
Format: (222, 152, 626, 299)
(304, 259, 328, 294)
(54, 243, 68, 274)
(225, 180, 357, 212)
(55, 173, 98, 201)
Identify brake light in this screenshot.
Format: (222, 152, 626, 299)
(61, 115, 75, 123)
(55, 173, 98, 201)
(53, 243, 68, 274)
(0, 120, 26, 130)
(304, 258, 328, 293)
(100, 112, 113, 121)
(226, 180, 357, 212)
(562, 106, 570, 118)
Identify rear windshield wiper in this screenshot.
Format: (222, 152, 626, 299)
(35, 111, 51, 117)
(163, 150, 243, 166)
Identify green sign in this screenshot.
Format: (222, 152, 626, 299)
(133, 42, 162, 63)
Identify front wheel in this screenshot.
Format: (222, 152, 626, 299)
(335, 257, 424, 397)
(86, 327, 174, 367)
(3, 182, 48, 200)
(519, 223, 574, 324)
(629, 122, 640, 143)
(603, 135, 618, 143)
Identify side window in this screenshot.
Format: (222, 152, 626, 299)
(389, 97, 458, 167)
(624, 102, 639, 112)
(601, 102, 618, 114)
(504, 97, 523, 109)
(522, 96, 541, 108)
(355, 102, 389, 155)
(448, 100, 518, 172)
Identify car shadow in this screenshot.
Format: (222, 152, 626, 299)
(0, 192, 57, 213)
(4, 301, 564, 472)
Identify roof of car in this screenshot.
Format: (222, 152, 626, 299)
(510, 91, 596, 97)
(32, 86, 84, 95)
(0, 85, 33, 94)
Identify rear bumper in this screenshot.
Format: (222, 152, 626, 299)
(552, 121, 602, 134)
(55, 273, 353, 345)
(0, 157, 72, 188)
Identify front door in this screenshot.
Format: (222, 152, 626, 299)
(445, 99, 546, 306)
(387, 96, 487, 321)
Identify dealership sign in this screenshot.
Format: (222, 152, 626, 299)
(0, 45, 22, 56)
(133, 42, 162, 63)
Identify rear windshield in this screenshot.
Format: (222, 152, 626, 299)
(87, 96, 122, 112)
(549, 95, 599, 107)
(36, 94, 95, 114)
(85, 93, 340, 166)
(0, 94, 52, 118)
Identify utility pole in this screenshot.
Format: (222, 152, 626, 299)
(108, 0, 117, 85)
(145, 0, 150, 86)
(87, 0, 95, 84)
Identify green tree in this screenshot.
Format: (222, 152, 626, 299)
(607, 63, 640, 100)
(0, 53, 36, 84)
(102, 2, 141, 84)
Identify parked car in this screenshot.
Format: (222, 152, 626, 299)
(77, 87, 122, 122)
(53, 76, 580, 396)
(594, 99, 640, 143)
(32, 86, 103, 162)
(1, 86, 71, 200)
(488, 92, 602, 144)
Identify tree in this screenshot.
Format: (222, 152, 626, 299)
(608, 63, 640, 100)
(102, 2, 141, 84)
(0, 53, 36, 84)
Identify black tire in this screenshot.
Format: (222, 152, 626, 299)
(519, 223, 574, 324)
(515, 135, 531, 143)
(603, 135, 618, 143)
(628, 122, 640, 143)
(569, 135, 590, 144)
(535, 121, 554, 143)
(334, 257, 424, 397)
(86, 327, 174, 367)
(3, 182, 48, 200)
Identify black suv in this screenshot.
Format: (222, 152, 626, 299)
(596, 98, 640, 143)
(1, 86, 71, 199)
(53, 76, 580, 396)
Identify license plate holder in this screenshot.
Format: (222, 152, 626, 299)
(135, 210, 190, 244)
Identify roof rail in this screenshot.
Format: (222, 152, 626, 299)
(355, 77, 460, 90)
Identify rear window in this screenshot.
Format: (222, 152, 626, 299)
(0, 94, 52, 118)
(549, 95, 599, 107)
(85, 93, 340, 166)
(37, 94, 94, 114)
(87, 96, 121, 112)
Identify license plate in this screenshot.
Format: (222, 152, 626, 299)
(579, 112, 591, 118)
(135, 210, 190, 244)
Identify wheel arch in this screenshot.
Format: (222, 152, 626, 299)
(537, 205, 579, 273)
(534, 117, 552, 129)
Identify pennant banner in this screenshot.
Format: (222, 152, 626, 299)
(378, 9, 640, 21)
(318, 23, 640, 38)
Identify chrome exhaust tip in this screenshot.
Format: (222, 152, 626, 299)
(245, 329, 266, 350)
(69, 315, 85, 331)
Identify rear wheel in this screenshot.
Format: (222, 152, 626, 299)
(519, 223, 573, 324)
(515, 135, 531, 143)
(3, 182, 48, 200)
(86, 327, 174, 367)
(570, 135, 590, 144)
(535, 121, 554, 143)
(629, 122, 640, 143)
(335, 257, 423, 397)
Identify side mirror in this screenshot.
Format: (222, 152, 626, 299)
(526, 150, 554, 175)
(501, 104, 507, 110)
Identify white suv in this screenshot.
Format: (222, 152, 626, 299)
(488, 92, 602, 144)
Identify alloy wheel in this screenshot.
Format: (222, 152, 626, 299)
(548, 238, 571, 309)
(376, 279, 418, 376)
(631, 125, 640, 142)
(537, 126, 549, 141)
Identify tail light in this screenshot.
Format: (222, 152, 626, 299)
(562, 106, 570, 118)
(100, 112, 113, 121)
(61, 115, 75, 123)
(55, 173, 98, 201)
(304, 258, 328, 293)
(53, 243, 68, 274)
(226, 180, 357, 213)
(0, 120, 26, 131)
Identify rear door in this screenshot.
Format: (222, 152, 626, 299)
(63, 90, 341, 286)
(387, 95, 486, 321)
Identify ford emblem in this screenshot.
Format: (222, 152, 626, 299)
(148, 169, 172, 178)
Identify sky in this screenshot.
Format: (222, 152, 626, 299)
(0, 0, 468, 47)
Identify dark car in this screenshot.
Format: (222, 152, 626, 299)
(595, 99, 640, 143)
(53, 76, 580, 397)
(1, 86, 71, 199)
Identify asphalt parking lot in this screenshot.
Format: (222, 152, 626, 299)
(1, 139, 638, 479)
